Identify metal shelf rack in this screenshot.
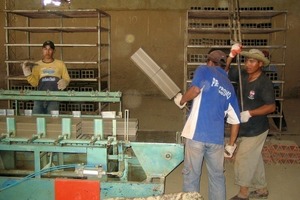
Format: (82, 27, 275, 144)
(184, 7, 288, 133)
(4, 9, 111, 113)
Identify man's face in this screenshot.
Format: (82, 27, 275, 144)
(244, 58, 263, 74)
(42, 45, 54, 59)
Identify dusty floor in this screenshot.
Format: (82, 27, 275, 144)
(165, 98, 300, 200)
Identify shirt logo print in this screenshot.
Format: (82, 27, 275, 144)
(211, 77, 231, 99)
(248, 90, 255, 100)
(42, 68, 55, 76)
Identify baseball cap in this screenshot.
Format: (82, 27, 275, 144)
(207, 50, 227, 66)
(42, 40, 55, 50)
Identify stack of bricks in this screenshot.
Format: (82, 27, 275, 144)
(225, 140, 300, 165)
(261, 144, 274, 165)
(263, 142, 300, 164)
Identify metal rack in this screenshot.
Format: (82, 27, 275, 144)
(4, 9, 111, 113)
(184, 7, 287, 133)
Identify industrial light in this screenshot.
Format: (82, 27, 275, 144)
(43, 0, 71, 6)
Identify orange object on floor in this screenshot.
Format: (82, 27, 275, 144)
(55, 178, 100, 200)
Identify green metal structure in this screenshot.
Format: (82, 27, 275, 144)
(0, 90, 184, 199)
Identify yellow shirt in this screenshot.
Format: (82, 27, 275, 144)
(27, 59, 70, 91)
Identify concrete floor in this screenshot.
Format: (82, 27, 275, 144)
(165, 98, 300, 200)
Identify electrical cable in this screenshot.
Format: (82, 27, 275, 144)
(0, 163, 94, 192)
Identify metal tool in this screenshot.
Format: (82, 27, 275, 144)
(229, 0, 244, 110)
(25, 62, 38, 68)
(20, 61, 38, 68)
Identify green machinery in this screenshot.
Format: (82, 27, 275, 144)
(0, 90, 184, 199)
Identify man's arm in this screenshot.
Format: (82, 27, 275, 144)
(26, 66, 39, 87)
(225, 56, 234, 73)
(248, 104, 276, 117)
(224, 123, 239, 158)
(61, 62, 70, 85)
(225, 43, 242, 72)
(241, 104, 276, 123)
(180, 86, 201, 105)
(228, 123, 239, 146)
(57, 62, 71, 90)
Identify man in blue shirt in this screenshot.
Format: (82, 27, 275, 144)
(174, 50, 241, 200)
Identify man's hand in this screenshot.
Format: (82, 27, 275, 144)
(229, 43, 242, 58)
(22, 61, 32, 77)
(240, 110, 252, 123)
(174, 93, 186, 109)
(224, 143, 237, 158)
(57, 79, 68, 90)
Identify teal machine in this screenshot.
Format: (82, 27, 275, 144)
(0, 89, 184, 199)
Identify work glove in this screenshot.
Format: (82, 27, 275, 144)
(224, 143, 237, 158)
(240, 110, 251, 123)
(229, 43, 242, 58)
(22, 61, 32, 77)
(57, 79, 68, 90)
(174, 93, 186, 109)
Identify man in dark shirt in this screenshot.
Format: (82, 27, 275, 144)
(228, 49, 276, 200)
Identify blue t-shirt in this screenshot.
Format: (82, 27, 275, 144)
(188, 65, 240, 144)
